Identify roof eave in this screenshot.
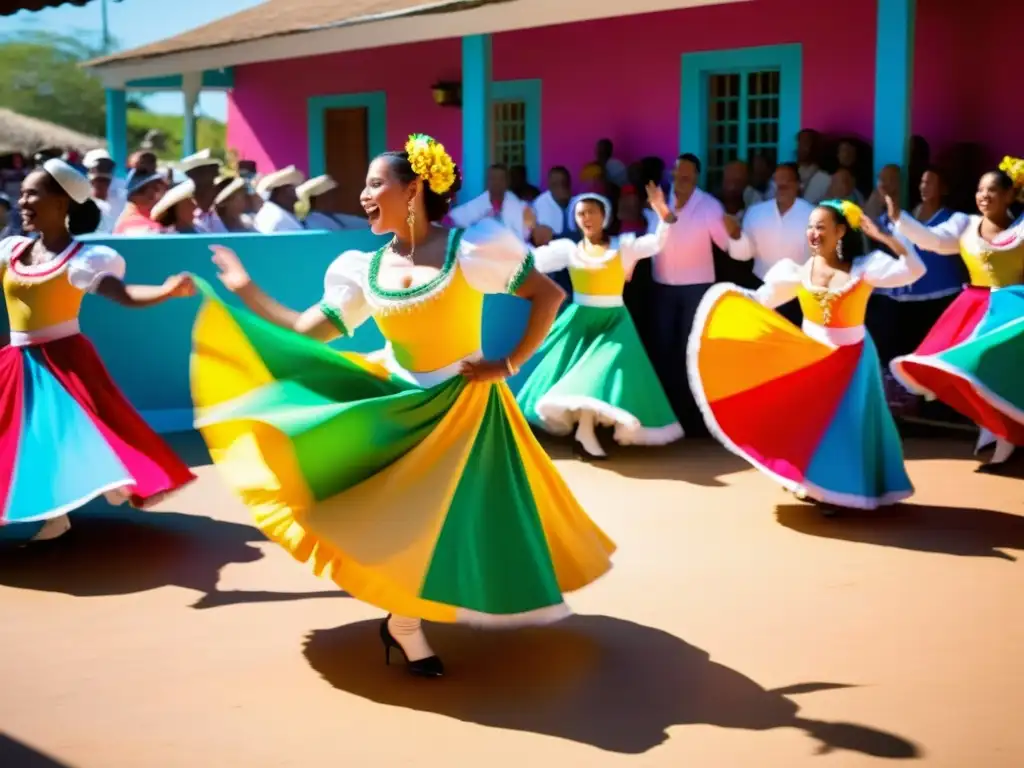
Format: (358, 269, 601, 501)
(86, 0, 748, 86)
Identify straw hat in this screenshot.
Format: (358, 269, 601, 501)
(151, 179, 196, 222)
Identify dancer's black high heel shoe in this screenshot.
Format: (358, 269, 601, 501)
(572, 438, 608, 461)
(379, 615, 445, 677)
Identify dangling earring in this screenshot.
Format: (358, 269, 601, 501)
(406, 201, 416, 258)
(836, 238, 844, 262)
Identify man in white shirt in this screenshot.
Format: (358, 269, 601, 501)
(83, 149, 125, 234)
(530, 166, 578, 246)
(449, 164, 528, 241)
(796, 129, 832, 204)
(253, 166, 306, 233)
(297, 175, 369, 230)
(728, 162, 813, 326)
(178, 149, 227, 233)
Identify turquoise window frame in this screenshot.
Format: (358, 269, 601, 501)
(490, 79, 542, 185)
(307, 91, 387, 177)
(680, 44, 802, 187)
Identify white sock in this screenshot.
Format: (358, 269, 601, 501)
(31, 515, 71, 542)
(388, 615, 435, 662)
(990, 438, 1015, 465)
(575, 411, 606, 457)
(975, 427, 997, 455)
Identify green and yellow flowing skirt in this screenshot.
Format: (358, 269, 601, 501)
(189, 281, 615, 625)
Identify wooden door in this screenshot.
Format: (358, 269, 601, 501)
(323, 107, 370, 217)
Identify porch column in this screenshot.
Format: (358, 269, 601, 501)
(104, 88, 127, 174)
(873, 0, 915, 203)
(461, 34, 492, 201)
(182, 71, 202, 157)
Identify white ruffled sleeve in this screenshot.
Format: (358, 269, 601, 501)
(859, 234, 927, 289)
(894, 212, 969, 255)
(617, 220, 670, 272)
(67, 244, 126, 293)
(456, 219, 534, 294)
(319, 250, 372, 335)
(754, 258, 802, 309)
(531, 238, 574, 273)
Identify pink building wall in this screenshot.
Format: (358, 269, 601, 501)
(913, 0, 1024, 169)
(226, 0, 1022, 186)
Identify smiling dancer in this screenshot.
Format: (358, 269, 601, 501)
(189, 134, 615, 677)
(0, 160, 196, 541)
(688, 199, 925, 511)
(516, 186, 682, 459)
(889, 160, 1024, 469)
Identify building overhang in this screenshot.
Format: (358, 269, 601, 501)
(88, 0, 749, 87)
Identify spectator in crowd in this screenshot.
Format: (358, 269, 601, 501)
(617, 184, 658, 235)
(127, 150, 158, 177)
(253, 166, 305, 233)
(449, 163, 529, 241)
(113, 168, 167, 234)
(595, 137, 629, 187)
(865, 163, 902, 221)
(749, 151, 776, 199)
(509, 164, 540, 203)
(827, 166, 860, 203)
(652, 152, 740, 435)
(727, 162, 814, 320)
(178, 149, 225, 233)
(834, 136, 871, 200)
(796, 129, 831, 204)
(0, 193, 16, 238)
(84, 149, 126, 232)
(531, 165, 577, 245)
(297, 175, 369, 230)
(212, 176, 255, 232)
(151, 181, 199, 234)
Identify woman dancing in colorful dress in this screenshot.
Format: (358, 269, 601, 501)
(0, 160, 196, 542)
(688, 199, 925, 511)
(190, 135, 615, 677)
(888, 161, 1024, 469)
(516, 188, 682, 459)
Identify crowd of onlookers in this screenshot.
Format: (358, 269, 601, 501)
(3, 130, 1015, 430)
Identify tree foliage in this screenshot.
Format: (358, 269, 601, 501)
(0, 31, 109, 137)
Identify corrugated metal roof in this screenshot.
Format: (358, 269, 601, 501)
(1, 0, 96, 17)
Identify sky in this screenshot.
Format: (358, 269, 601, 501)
(6, 0, 264, 121)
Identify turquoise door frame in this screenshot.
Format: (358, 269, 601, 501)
(307, 91, 388, 177)
(490, 79, 542, 186)
(461, 34, 492, 200)
(679, 43, 802, 187)
(873, 0, 915, 201)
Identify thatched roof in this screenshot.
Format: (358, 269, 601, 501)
(0, 108, 105, 156)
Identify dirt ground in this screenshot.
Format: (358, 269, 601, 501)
(2, 431, 1022, 768)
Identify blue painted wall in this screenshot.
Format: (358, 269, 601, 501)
(58, 231, 529, 431)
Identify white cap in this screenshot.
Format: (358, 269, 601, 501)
(177, 149, 221, 174)
(256, 165, 304, 196)
(151, 179, 196, 221)
(214, 176, 247, 206)
(296, 174, 337, 201)
(83, 149, 113, 169)
(43, 159, 91, 204)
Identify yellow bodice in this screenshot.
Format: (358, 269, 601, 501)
(797, 277, 874, 328)
(2, 244, 86, 333)
(372, 263, 483, 373)
(961, 236, 1024, 288)
(569, 248, 626, 297)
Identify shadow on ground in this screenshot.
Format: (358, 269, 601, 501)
(776, 503, 1024, 560)
(544, 434, 751, 487)
(0, 506, 348, 608)
(0, 734, 71, 767)
(304, 614, 921, 758)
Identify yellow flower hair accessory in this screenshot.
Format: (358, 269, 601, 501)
(999, 156, 1024, 201)
(405, 133, 457, 195)
(821, 199, 863, 230)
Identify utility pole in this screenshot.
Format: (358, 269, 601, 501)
(100, 0, 111, 53)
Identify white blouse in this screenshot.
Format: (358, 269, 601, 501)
(0, 236, 126, 293)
